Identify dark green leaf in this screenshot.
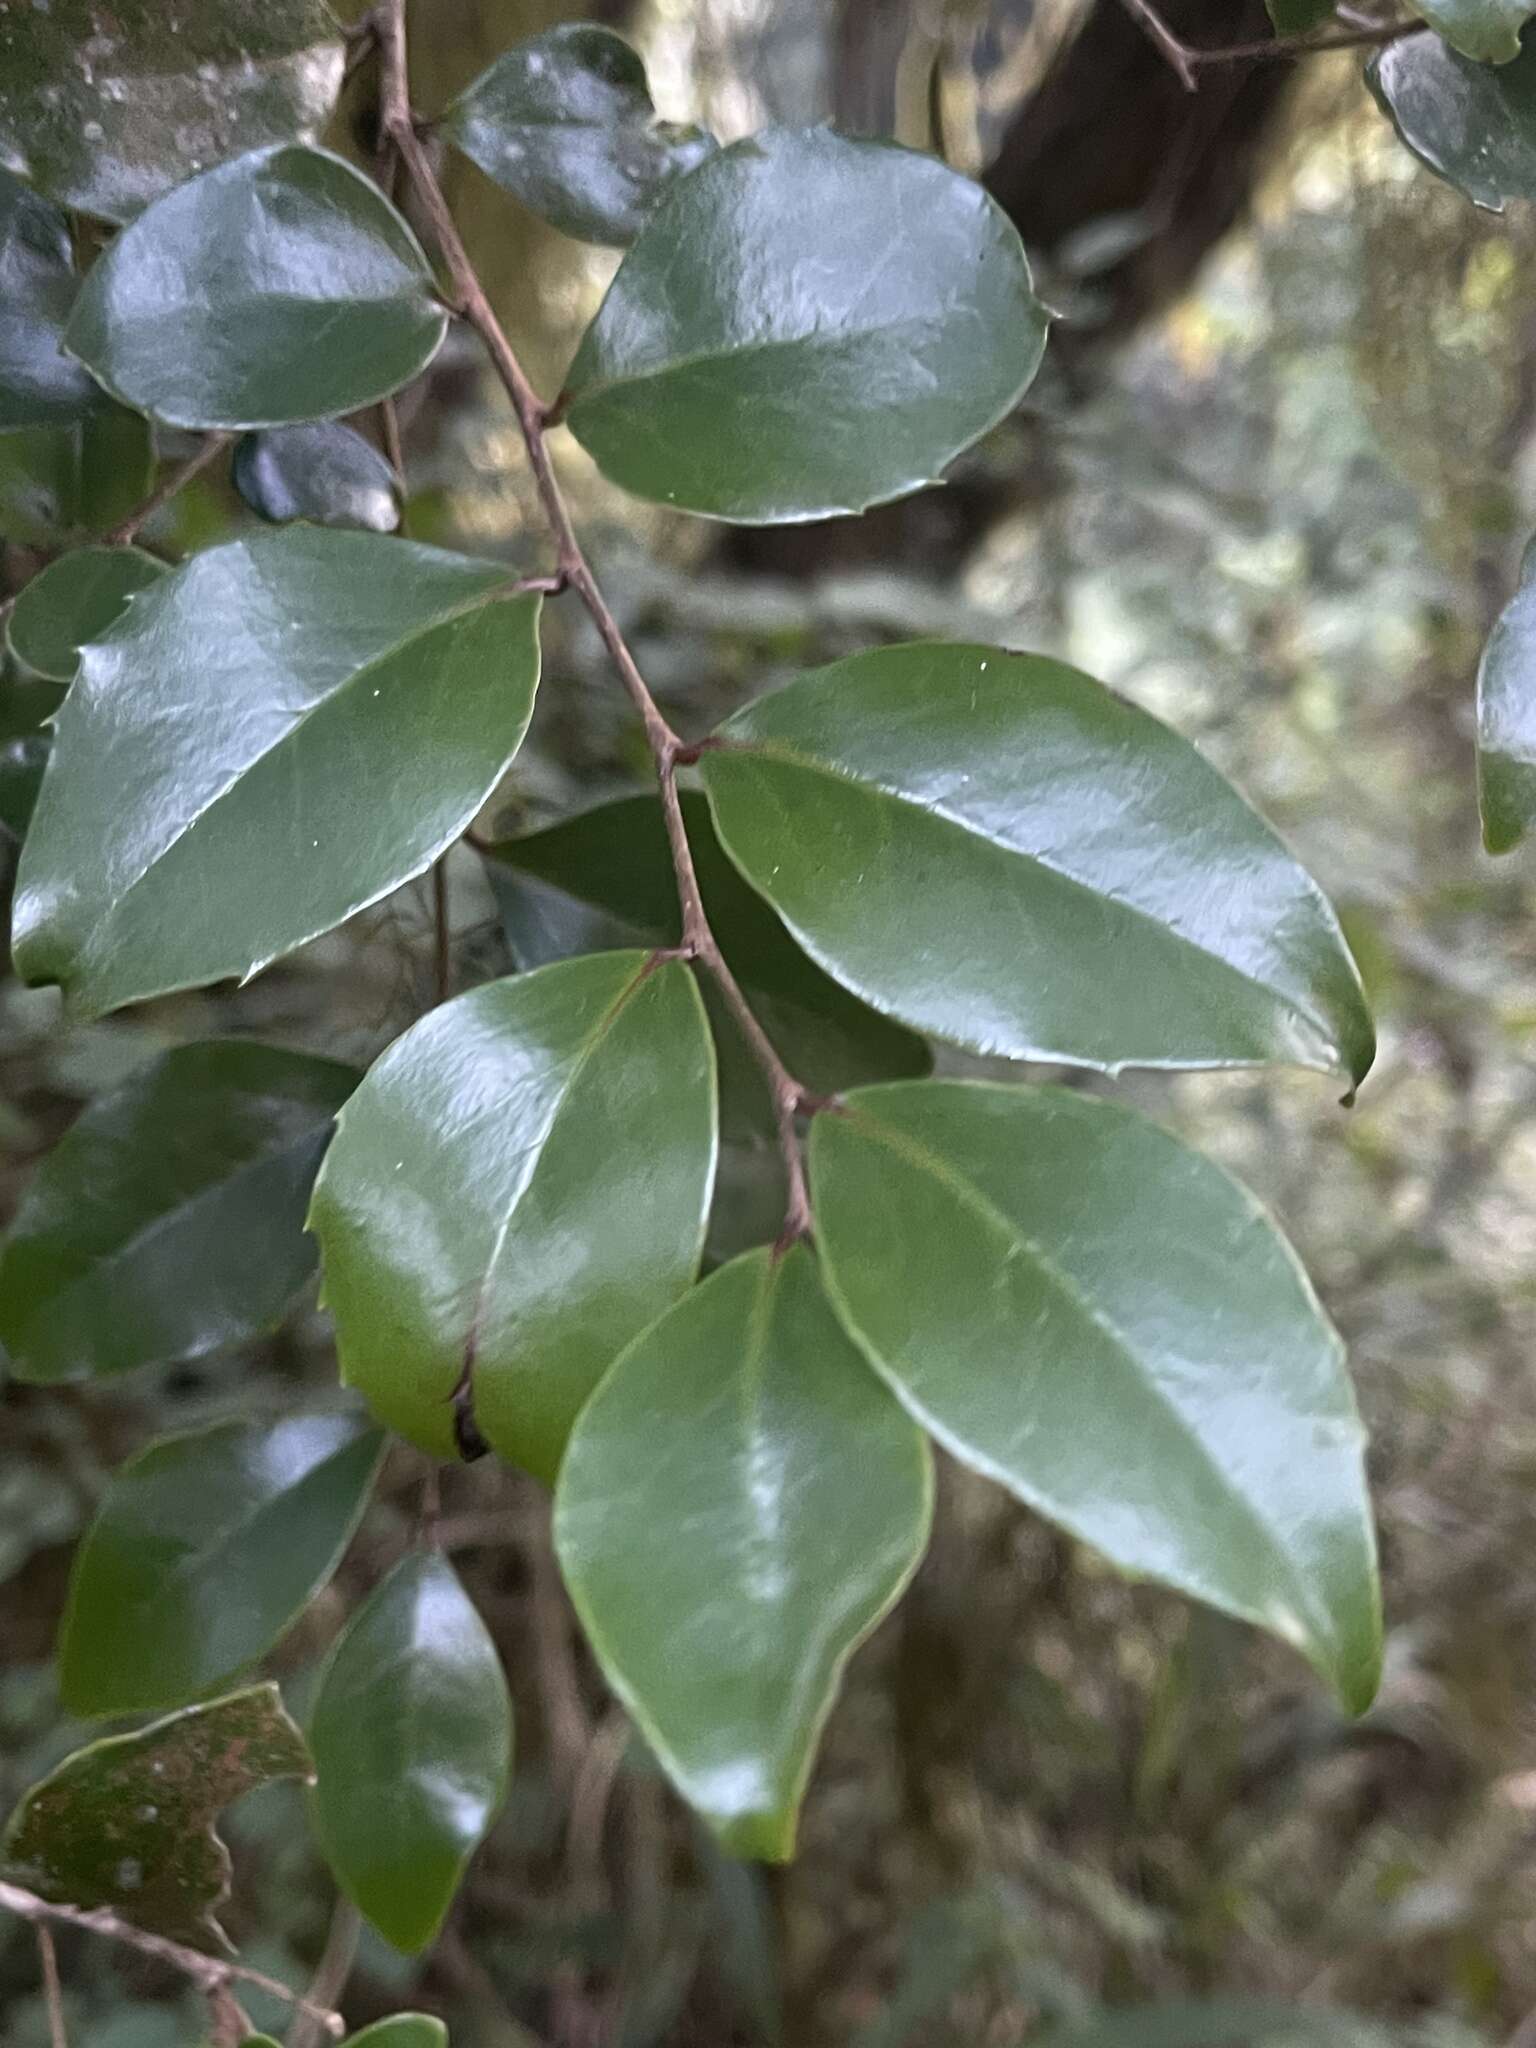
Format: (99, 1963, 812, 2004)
(65, 146, 448, 430)
(443, 24, 715, 246)
(1037, 2001, 1398, 2047)
(555, 1245, 932, 1858)
(311, 951, 716, 1482)
(6, 546, 165, 682)
(309, 1551, 512, 1953)
(1368, 28, 1536, 207)
(346, 2023, 449, 2048)
(0, 407, 153, 546)
(809, 1080, 1382, 1709)
(485, 793, 929, 1114)
(0, 0, 344, 224)
(1265, 0, 1336, 29)
(2, 1683, 312, 1949)
(233, 423, 401, 533)
(1407, 0, 1532, 63)
(59, 1415, 384, 1718)
(0, 1039, 357, 1383)
(0, 733, 48, 842)
(1478, 533, 1536, 850)
(700, 642, 1373, 1082)
(0, 168, 102, 427)
(13, 529, 539, 1017)
(563, 127, 1046, 524)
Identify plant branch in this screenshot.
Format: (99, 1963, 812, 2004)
(103, 432, 230, 547)
(37, 1924, 67, 2048)
(286, 1897, 361, 2048)
(378, 0, 815, 1242)
(1115, 0, 1421, 87)
(0, 1882, 346, 2039)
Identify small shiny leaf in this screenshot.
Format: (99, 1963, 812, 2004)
(0, 1040, 357, 1383)
(233, 423, 401, 533)
(0, 0, 345, 224)
(309, 1551, 512, 1953)
(0, 733, 48, 842)
(13, 529, 540, 1018)
(484, 793, 928, 1119)
(443, 24, 715, 246)
(1369, 28, 1536, 207)
(65, 146, 448, 430)
(2, 1683, 312, 1949)
(346, 2023, 448, 2048)
(555, 1245, 932, 1858)
(0, 168, 102, 427)
(312, 951, 716, 1481)
(700, 643, 1373, 1081)
(1407, 0, 1532, 63)
(563, 126, 1046, 524)
(810, 1081, 1382, 1709)
(6, 546, 164, 682)
(59, 1415, 385, 1718)
(1478, 534, 1536, 850)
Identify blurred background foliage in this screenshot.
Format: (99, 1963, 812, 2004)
(8, 1, 1536, 2043)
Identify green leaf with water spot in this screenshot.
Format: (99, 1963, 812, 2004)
(0, 0, 344, 224)
(700, 642, 1373, 1081)
(1478, 532, 1536, 850)
(0, 734, 47, 842)
(443, 24, 715, 246)
(311, 951, 716, 1482)
(6, 546, 164, 682)
(2, 1684, 312, 1950)
(13, 529, 540, 1018)
(0, 167, 103, 428)
(555, 1244, 933, 1858)
(0, 1040, 356, 1382)
(809, 1080, 1382, 1710)
(65, 146, 447, 430)
(1369, 29, 1536, 207)
(59, 1414, 384, 1718)
(563, 126, 1047, 524)
(309, 1551, 512, 1953)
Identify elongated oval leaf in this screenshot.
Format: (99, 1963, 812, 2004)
(347, 2023, 449, 2048)
(59, 1415, 385, 1718)
(0, 0, 344, 224)
(0, 168, 102, 427)
(563, 127, 1046, 524)
(309, 1551, 512, 1953)
(234, 422, 401, 532)
(2, 1684, 312, 1949)
(810, 1081, 1382, 1709)
(13, 529, 540, 1018)
(555, 1245, 932, 1858)
(443, 24, 715, 246)
(700, 643, 1373, 1082)
(1407, 0, 1532, 63)
(65, 146, 447, 430)
(312, 951, 716, 1481)
(0, 1040, 356, 1383)
(1478, 534, 1536, 850)
(1369, 29, 1536, 207)
(6, 546, 164, 682)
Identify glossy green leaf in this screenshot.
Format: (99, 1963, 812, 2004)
(312, 951, 716, 1481)
(0, 407, 153, 546)
(2, 1683, 312, 1948)
(700, 643, 1373, 1082)
(555, 1245, 932, 1858)
(13, 529, 540, 1017)
(346, 2023, 449, 2048)
(0, 1039, 357, 1383)
(484, 793, 928, 1119)
(0, 0, 344, 224)
(6, 546, 164, 682)
(233, 423, 401, 533)
(1407, 0, 1532, 63)
(443, 24, 715, 246)
(1369, 28, 1536, 207)
(0, 733, 47, 842)
(309, 1551, 512, 1953)
(563, 126, 1046, 524)
(1265, 0, 1336, 29)
(0, 168, 102, 427)
(65, 146, 448, 430)
(1478, 533, 1536, 850)
(59, 1415, 385, 1718)
(809, 1080, 1382, 1709)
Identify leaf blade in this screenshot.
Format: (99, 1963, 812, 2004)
(1477, 534, 1536, 850)
(6, 546, 165, 682)
(1369, 28, 1536, 208)
(0, 167, 104, 428)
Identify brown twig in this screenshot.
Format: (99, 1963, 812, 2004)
(431, 858, 452, 1006)
(1115, 0, 1421, 88)
(526, 1495, 593, 1791)
(0, 1882, 346, 2039)
(376, 0, 815, 1244)
(286, 1897, 361, 2048)
(37, 1925, 67, 2048)
(103, 432, 230, 547)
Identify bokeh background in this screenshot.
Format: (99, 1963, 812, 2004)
(7, 2, 1536, 2042)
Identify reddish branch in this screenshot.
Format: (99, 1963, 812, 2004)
(1115, 0, 1422, 88)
